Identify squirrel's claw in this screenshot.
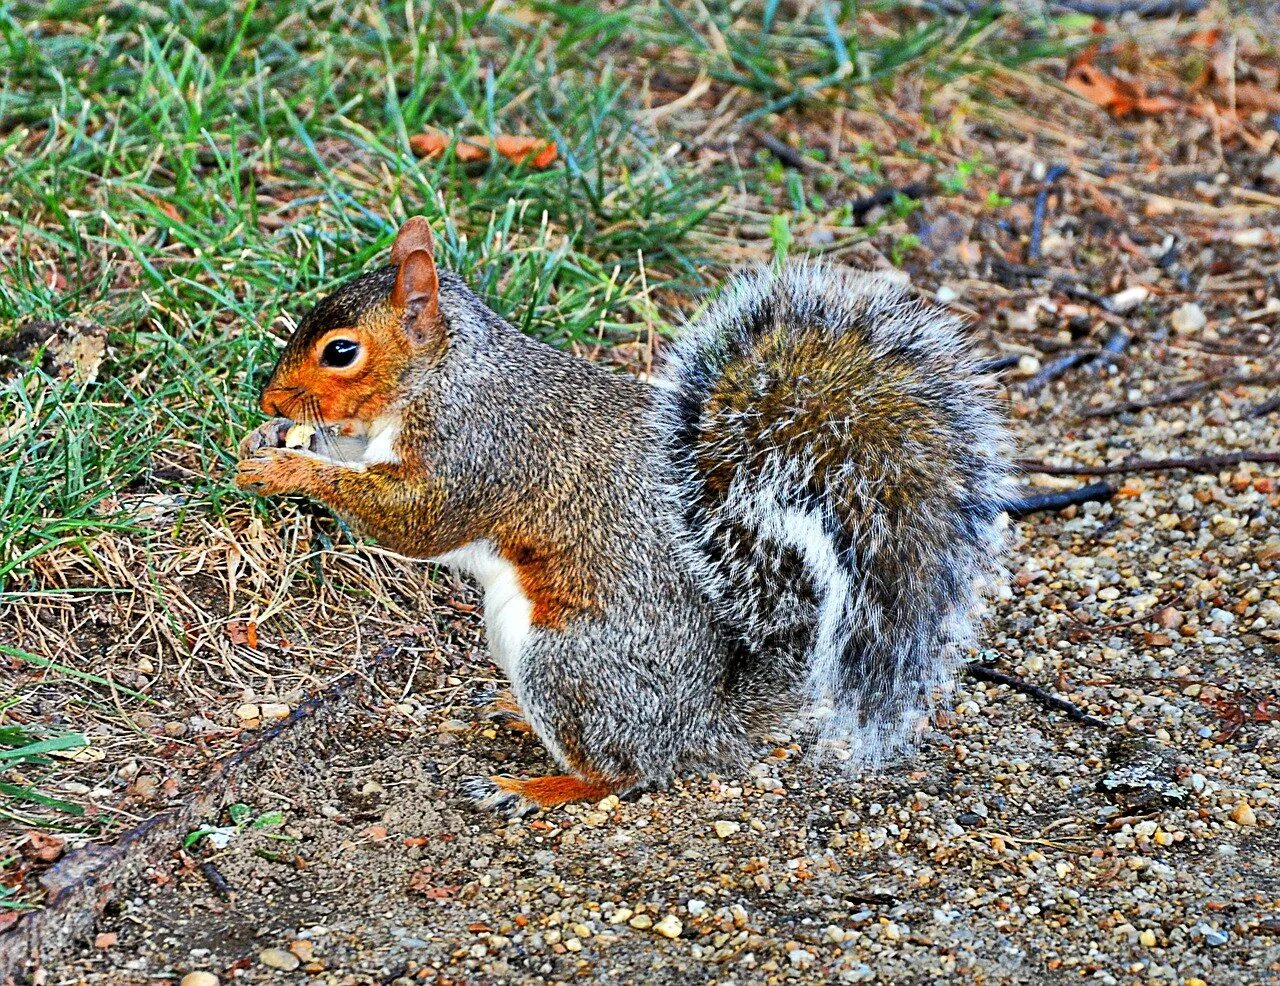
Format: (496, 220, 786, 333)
(235, 447, 307, 496)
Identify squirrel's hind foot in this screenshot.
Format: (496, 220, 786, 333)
(473, 688, 534, 735)
(462, 774, 617, 818)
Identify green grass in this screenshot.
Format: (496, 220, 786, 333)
(0, 0, 1059, 846)
(0, 0, 1056, 592)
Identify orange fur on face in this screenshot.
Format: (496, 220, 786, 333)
(258, 217, 445, 430)
(260, 304, 413, 426)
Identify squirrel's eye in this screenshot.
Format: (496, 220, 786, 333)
(320, 338, 360, 368)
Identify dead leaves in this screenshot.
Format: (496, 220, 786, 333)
(409, 129, 558, 169)
(1065, 61, 1182, 119)
(20, 830, 65, 863)
(1065, 26, 1280, 129)
(226, 620, 259, 649)
(407, 865, 460, 899)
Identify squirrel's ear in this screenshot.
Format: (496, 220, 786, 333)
(391, 248, 442, 348)
(390, 216, 435, 266)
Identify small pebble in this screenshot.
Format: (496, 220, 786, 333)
(1230, 802, 1257, 826)
(653, 914, 683, 939)
(180, 975, 219, 986)
(258, 948, 300, 971)
(1170, 302, 1206, 335)
(714, 820, 740, 838)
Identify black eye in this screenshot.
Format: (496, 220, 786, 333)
(321, 338, 360, 368)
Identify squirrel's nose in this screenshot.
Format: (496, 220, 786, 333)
(259, 386, 285, 417)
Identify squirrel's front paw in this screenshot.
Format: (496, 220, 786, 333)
(238, 418, 293, 459)
(235, 447, 311, 496)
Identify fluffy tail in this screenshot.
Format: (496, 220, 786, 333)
(656, 264, 1013, 766)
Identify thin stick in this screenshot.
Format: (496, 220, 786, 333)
(849, 181, 932, 224)
(975, 354, 1024, 374)
(966, 663, 1110, 728)
(1087, 370, 1280, 419)
(1248, 394, 1280, 418)
(1018, 451, 1280, 476)
(1023, 349, 1099, 395)
(1001, 482, 1117, 520)
(1090, 326, 1131, 374)
(754, 130, 809, 171)
(1027, 164, 1068, 263)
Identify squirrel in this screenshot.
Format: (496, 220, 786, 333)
(236, 216, 1013, 816)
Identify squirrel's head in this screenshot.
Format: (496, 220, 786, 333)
(259, 217, 444, 427)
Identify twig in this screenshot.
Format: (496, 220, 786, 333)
(1022, 348, 1099, 394)
(1001, 482, 1117, 520)
(974, 354, 1024, 374)
(849, 181, 931, 224)
(1090, 326, 1131, 374)
(1018, 451, 1280, 476)
(966, 663, 1110, 728)
(1086, 370, 1280, 419)
(754, 130, 809, 171)
(1047, 0, 1206, 15)
(1249, 394, 1280, 418)
(198, 859, 233, 899)
(925, 0, 1205, 16)
(1027, 164, 1068, 263)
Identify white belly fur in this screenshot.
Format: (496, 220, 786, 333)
(431, 541, 532, 680)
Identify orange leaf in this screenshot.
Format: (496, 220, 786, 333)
(21, 831, 64, 863)
(410, 129, 557, 169)
(146, 194, 183, 223)
(491, 135, 557, 168)
(1066, 61, 1185, 120)
(226, 620, 258, 648)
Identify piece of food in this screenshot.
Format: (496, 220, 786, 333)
(284, 423, 316, 449)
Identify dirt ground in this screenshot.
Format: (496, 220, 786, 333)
(5, 7, 1280, 985)
(29, 354, 1280, 982)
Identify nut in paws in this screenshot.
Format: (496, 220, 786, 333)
(238, 417, 293, 459)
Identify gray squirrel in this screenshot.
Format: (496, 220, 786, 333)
(237, 217, 1012, 815)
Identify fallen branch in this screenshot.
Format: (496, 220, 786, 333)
(1248, 394, 1280, 419)
(1086, 370, 1280, 419)
(754, 131, 809, 171)
(849, 181, 932, 224)
(1027, 164, 1068, 263)
(198, 859, 233, 899)
(966, 663, 1110, 728)
(1023, 348, 1099, 394)
(1018, 451, 1280, 476)
(1001, 482, 1117, 519)
(974, 354, 1024, 374)
(1090, 326, 1132, 374)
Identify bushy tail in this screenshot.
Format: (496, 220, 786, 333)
(656, 264, 1013, 766)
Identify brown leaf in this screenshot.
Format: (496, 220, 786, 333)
(226, 620, 259, 648)
(1065, 61, 1183, 119)
(20, 831, 64, 863)
(146, 193, 183, 224)
(94, 931, 118, 949)
(407, 866, 459, 899)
